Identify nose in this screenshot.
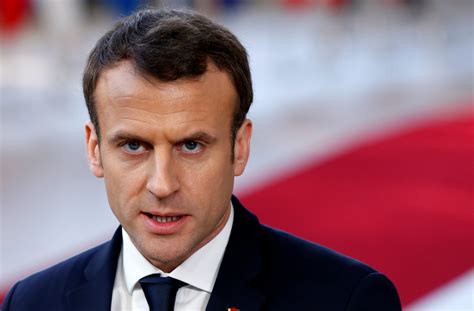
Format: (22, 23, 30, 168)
(146, 151, 180, 199)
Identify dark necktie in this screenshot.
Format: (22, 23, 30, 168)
(139, 274, 186, 311)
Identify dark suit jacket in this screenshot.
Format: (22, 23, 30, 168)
(2, 196, 401, 310)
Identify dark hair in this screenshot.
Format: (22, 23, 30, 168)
(82, 9, 252, 147)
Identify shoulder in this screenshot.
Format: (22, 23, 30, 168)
(260, 224, 374, 281)
(2, 241, 109, 310)
(258, 225, 401, 310)
(231, 196, 384, 286)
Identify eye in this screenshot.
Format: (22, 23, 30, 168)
(122, 140, 145, 154)
(181, 140, 203, 154)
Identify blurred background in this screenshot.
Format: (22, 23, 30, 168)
(1, 0, 473, 309)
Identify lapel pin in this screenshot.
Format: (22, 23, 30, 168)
(227, 308, 240, 311)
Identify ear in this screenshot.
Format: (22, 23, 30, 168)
(85, 121, 104, 178)
(233, 119, 253, 176)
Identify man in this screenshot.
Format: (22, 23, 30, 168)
(2, 9, 401, 311)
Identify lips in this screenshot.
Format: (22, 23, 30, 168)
(141, 212, 188, 235)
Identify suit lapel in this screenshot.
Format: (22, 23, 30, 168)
(206, 196, 266, 311)
(65, 227, 122, 311)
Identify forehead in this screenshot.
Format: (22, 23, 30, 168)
(93, 60, 238, 130)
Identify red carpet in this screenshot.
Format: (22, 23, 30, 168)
(240, 111, 474, 306)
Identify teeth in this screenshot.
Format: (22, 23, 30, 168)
(152, 215, 181, 223)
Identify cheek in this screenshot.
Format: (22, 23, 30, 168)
(181, 154, 234, 202)
(185, 149, 232, 179)
(102, 157, 146, 217)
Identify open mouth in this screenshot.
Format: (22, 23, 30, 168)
(142, 212, 187, 234)
(144, 212, 183, 223)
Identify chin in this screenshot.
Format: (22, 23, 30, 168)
(142, 241, 186, 263)
(148, 251, 188, 271)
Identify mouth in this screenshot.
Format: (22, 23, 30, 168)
(143, 212, 183, 223)
(141, 212, 188, 235)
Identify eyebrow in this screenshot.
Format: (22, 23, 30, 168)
(181, 131, 217, 144)
(107, 130, 217, 145)
(108, 131, 147, 145)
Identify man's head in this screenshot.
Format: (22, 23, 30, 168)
(83, 9, 253, 272)
(83, 9, 253, 148)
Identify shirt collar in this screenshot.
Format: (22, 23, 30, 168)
(122, 203, 234, 294)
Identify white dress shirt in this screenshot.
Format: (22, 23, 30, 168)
(111, 205, 234, 311)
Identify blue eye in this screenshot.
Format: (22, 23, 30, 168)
(122, 141, 144, 153)
(182, 141, 202, 154)
(127, 142, 140, 150)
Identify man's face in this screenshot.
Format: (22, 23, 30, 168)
(86, 60, 252, 272)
